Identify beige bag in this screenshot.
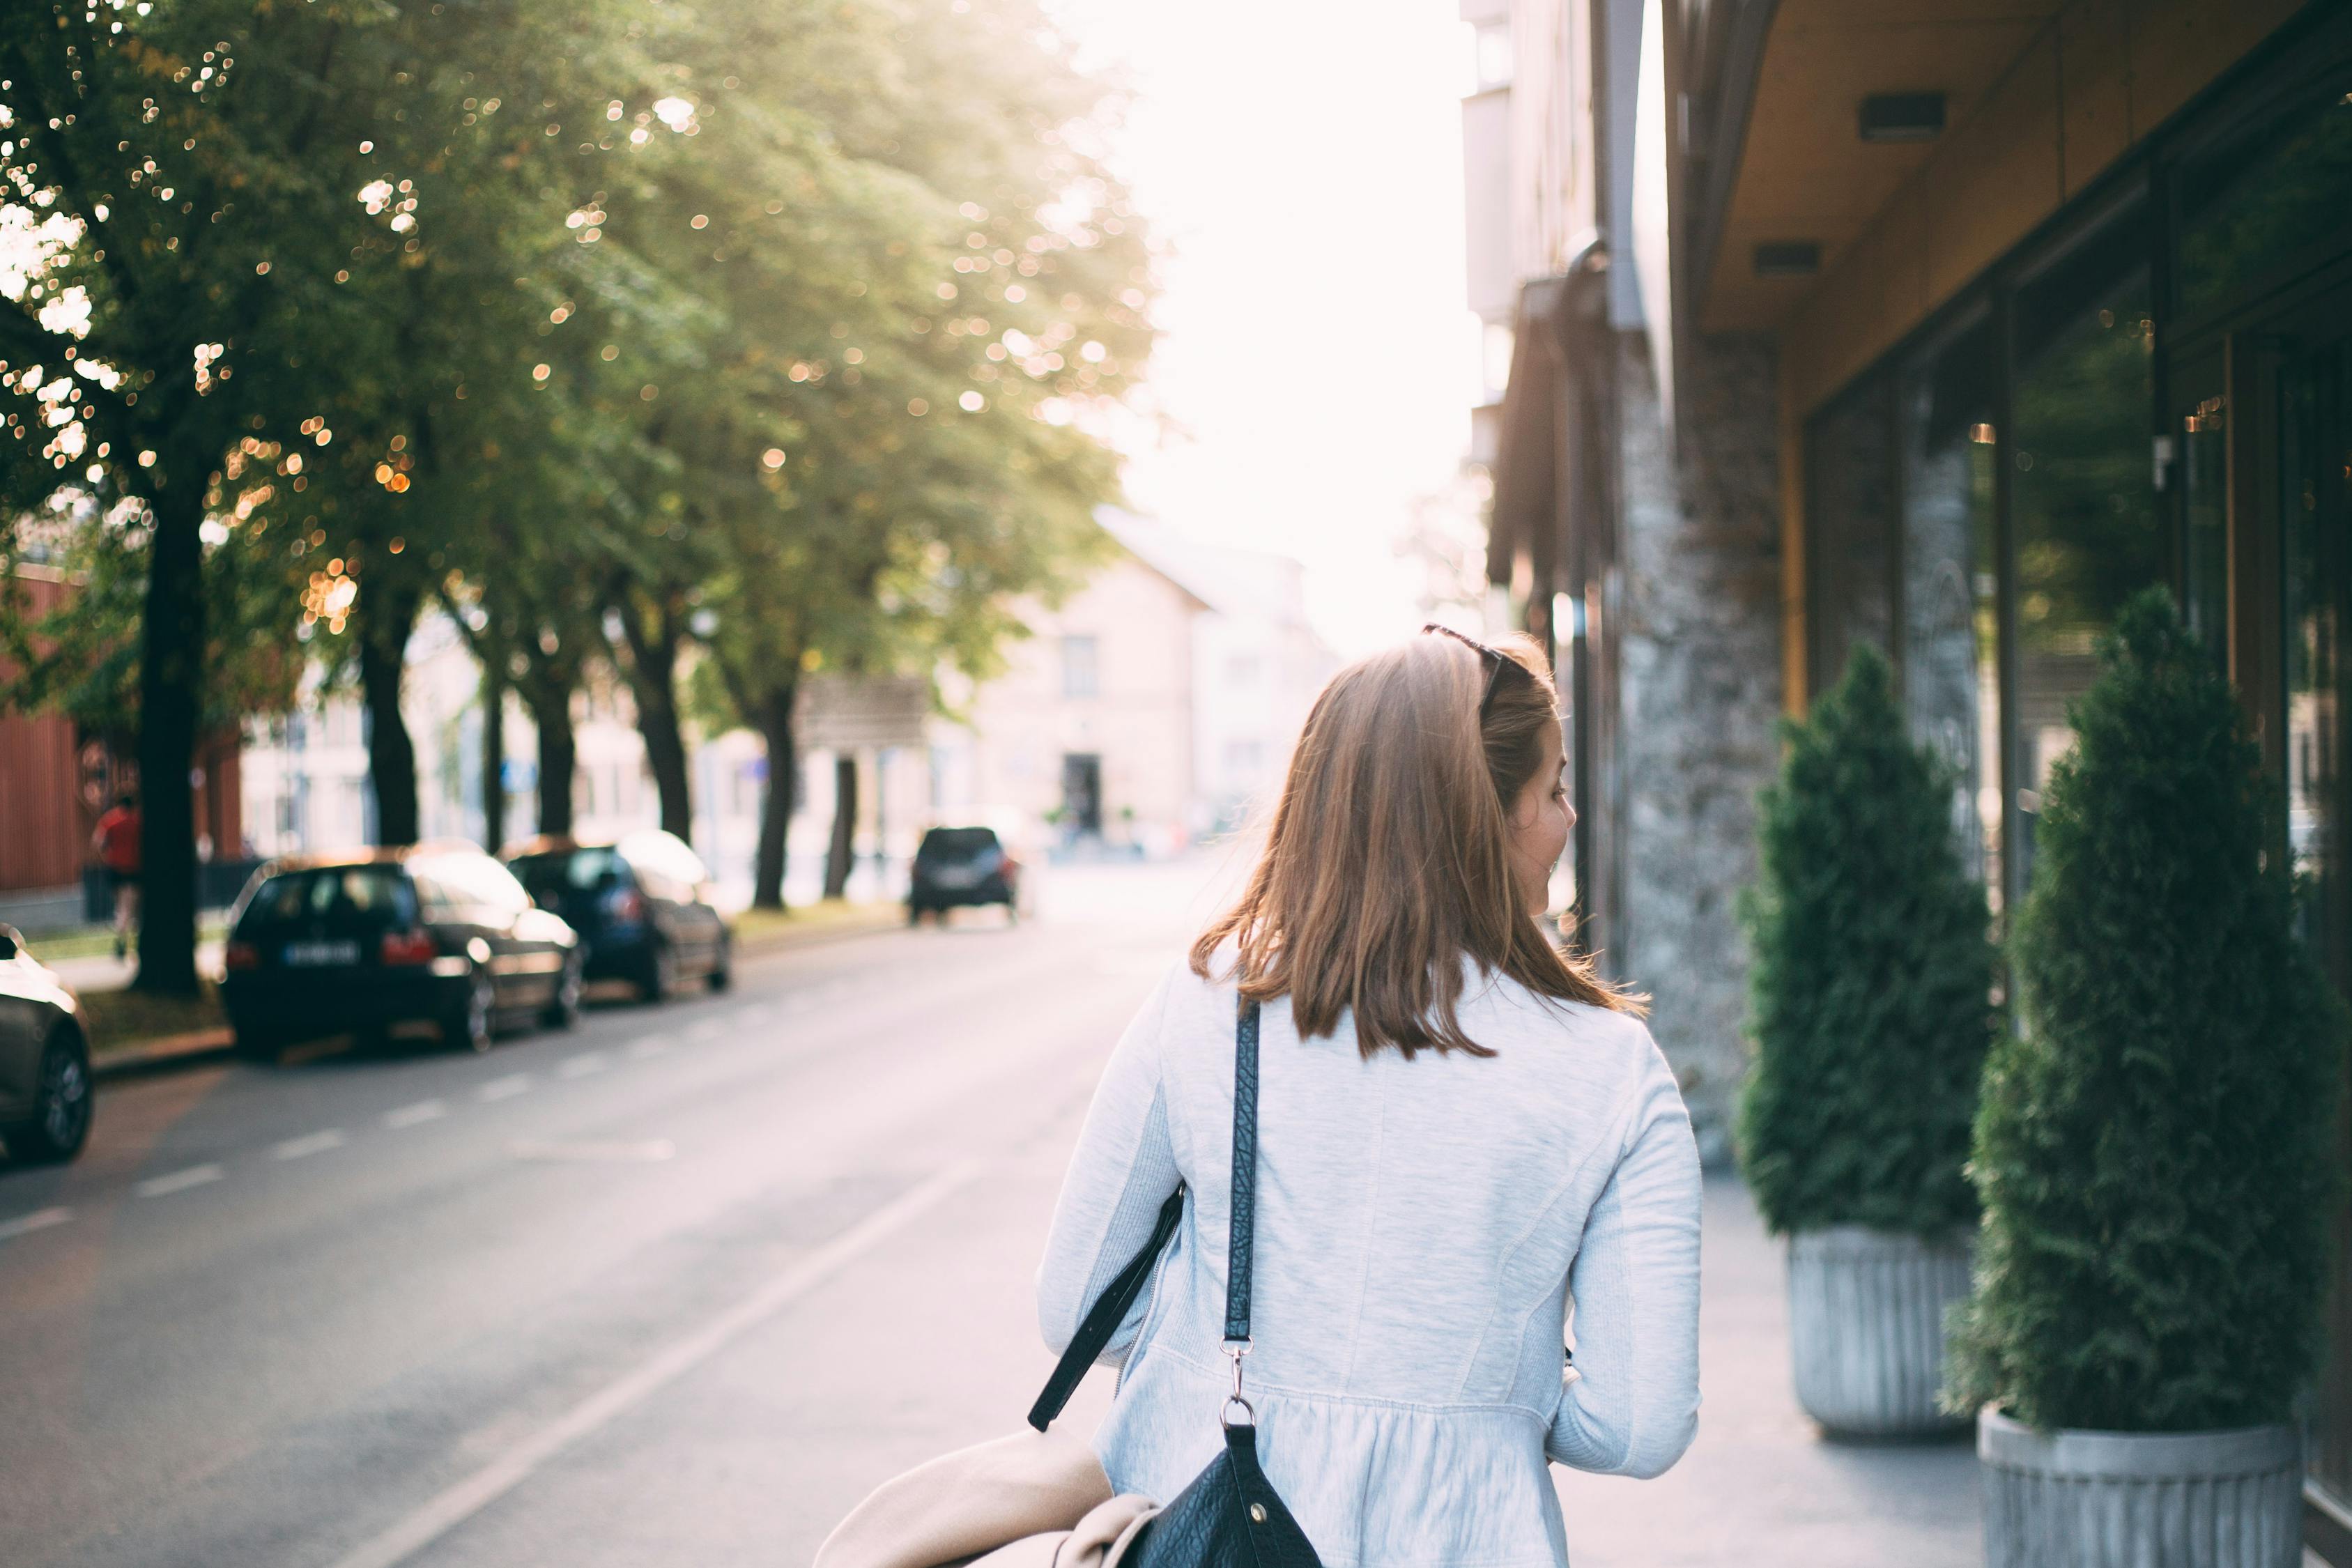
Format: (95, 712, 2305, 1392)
(812, 1430, 1160, 1568)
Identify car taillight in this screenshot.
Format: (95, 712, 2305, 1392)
(604, 887, 645, 922)
(381, 928, 438, 967)
(224, 940, 261, 972)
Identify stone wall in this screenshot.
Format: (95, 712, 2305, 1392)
(1612, 331, 1783, 1162)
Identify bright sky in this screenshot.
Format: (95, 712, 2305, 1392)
(1051, 0, 1482, 656)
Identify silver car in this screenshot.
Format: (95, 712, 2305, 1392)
(0, 925, 93, 1164)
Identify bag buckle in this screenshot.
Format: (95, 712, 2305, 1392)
(1222, 1339, 1254, 1427)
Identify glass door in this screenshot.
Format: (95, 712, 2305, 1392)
(2266, 289, 2352, 1542)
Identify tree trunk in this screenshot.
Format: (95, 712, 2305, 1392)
(523, 674, 576, 838)
(617, 597, 693, 840)
(822, 751, 858, 900)
(479, 659, 507, 852)
(752, 680, 797, 910)
(132, 489, 206, 997)
(358, 578, 422, 845)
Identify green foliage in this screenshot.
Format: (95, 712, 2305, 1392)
(1737, 642, 1997, 1237)
(1946, 589, 2345, 1431)
(0, 0, 1155, 885)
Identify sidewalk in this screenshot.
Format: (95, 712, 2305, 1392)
(58, 901, 905, 1080)
(1554, 1172, 1980, 1567)
(794, 1148, 1985, 1565)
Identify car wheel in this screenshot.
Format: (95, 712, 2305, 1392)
(446, 969, 496, 1053)
(639, 940, 677, 1004)
(705, 933, 732, 992)
(6, 1029, 93, 1164)
(1003, 898, 1019, 926)
(905, 902, 924, 926)
(542, 948, 585, 1031)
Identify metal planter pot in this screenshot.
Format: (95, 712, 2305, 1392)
(1786, 1225, 1974, 1438)
(1978, 1408, 2303, 1568)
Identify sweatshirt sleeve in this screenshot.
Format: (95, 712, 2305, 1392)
(1546, 1032, 1703, 1478)
(1036, 964, 1186, 1362)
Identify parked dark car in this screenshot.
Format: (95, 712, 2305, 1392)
(0, 925, 92, 1164)
(502, 830, 731, 1001)
(220, 846, 582, 1058)
(907, 826, 1021, 923)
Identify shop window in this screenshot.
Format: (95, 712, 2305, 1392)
(1804, 371, 1898, 694)
(1899, 313, 2003, 904)
(2176, 70, 2352, 323)
(1061, 635, 1099, 700)
(2011, 205, 2165, 888)
(2281, 333, 2352, 1523)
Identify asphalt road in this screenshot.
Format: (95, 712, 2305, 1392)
(0, 859, 1234, 1568)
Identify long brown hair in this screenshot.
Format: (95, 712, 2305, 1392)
(1191, 631, 1641, 1058)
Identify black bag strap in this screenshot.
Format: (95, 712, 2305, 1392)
(1027, 1187, 1183, 1431)
(1027, 997, 1263, 1431)
(1224, 998, 1259, 1344)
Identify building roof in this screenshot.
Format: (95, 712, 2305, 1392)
(1093, 507, 1312, 628)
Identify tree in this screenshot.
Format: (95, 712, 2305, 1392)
(1, 0, 434, 990)
(619, 0, 1153, 907)
(1946, 590, 2344, 1430)
(275, 0, 684, 847)
(1737, 643, 1997, 1237)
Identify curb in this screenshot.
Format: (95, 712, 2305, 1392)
(86, 904, 902, 1086)
(91, 1028, 236, 1084)
(730, 905, 905, 960)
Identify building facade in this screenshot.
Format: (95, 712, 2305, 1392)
(1, 564, 243, 931)
(928, 528, 1209, 856)
(1464, 0, 2352, 1549)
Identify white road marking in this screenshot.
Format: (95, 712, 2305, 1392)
(316, 1158, 985, 1568)
(0, 1206, 70, 1240)
(137, 1164, 224, 1198)
(477, 1075, 530, 1102)
(508, 1139, 673, 1164)
(624, 1036, 670, 1060)
(272, 1130, 347, 1161)
(556, 1052, 606, 1079)
(684, 1017, 727, 1043)
(383, 1099, 448, 1129)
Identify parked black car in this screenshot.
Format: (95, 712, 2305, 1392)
(0, 925, 92, 1164)
(220, 846, 582, 1058)
(503, 830, 731, 1001)
(907, 826, 1021, 923)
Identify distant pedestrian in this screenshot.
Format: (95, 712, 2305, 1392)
(1036, 627, 1702, 1563)
(92, 791, 141, 960)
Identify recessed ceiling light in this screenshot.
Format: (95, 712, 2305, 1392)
(1753, 242, 1821, 278)
(1860, 93, 1947, 142)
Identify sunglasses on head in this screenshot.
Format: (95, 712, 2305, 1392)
(1421, 623, 1531, 721)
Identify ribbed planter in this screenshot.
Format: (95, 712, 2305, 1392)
(1978, 1408, 2303, 1568)
(1786, 1226, 1973, 1438)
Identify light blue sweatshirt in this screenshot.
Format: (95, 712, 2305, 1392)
(1037, 955, 1703, 1568)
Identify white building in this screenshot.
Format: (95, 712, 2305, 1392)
(242, 514, 1334, 896)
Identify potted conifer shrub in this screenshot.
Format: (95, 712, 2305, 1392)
(1948, 590, 2344, 1568)
(1739, 643, 1998, 1438)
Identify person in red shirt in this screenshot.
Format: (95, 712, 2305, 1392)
(91, 792, 141, 960)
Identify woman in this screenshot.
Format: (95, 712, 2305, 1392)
(1037, 627, 1701, 1568)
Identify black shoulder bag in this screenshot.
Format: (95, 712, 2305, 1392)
(1024, 999, 1323, 1568)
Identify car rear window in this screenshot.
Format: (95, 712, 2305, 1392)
(408, 852, 533, 917)
(617, 830, 708, 885)
(242, 867, 417, 927)
(918, 827, 1001, 859)
(509, 847, 620, 900)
